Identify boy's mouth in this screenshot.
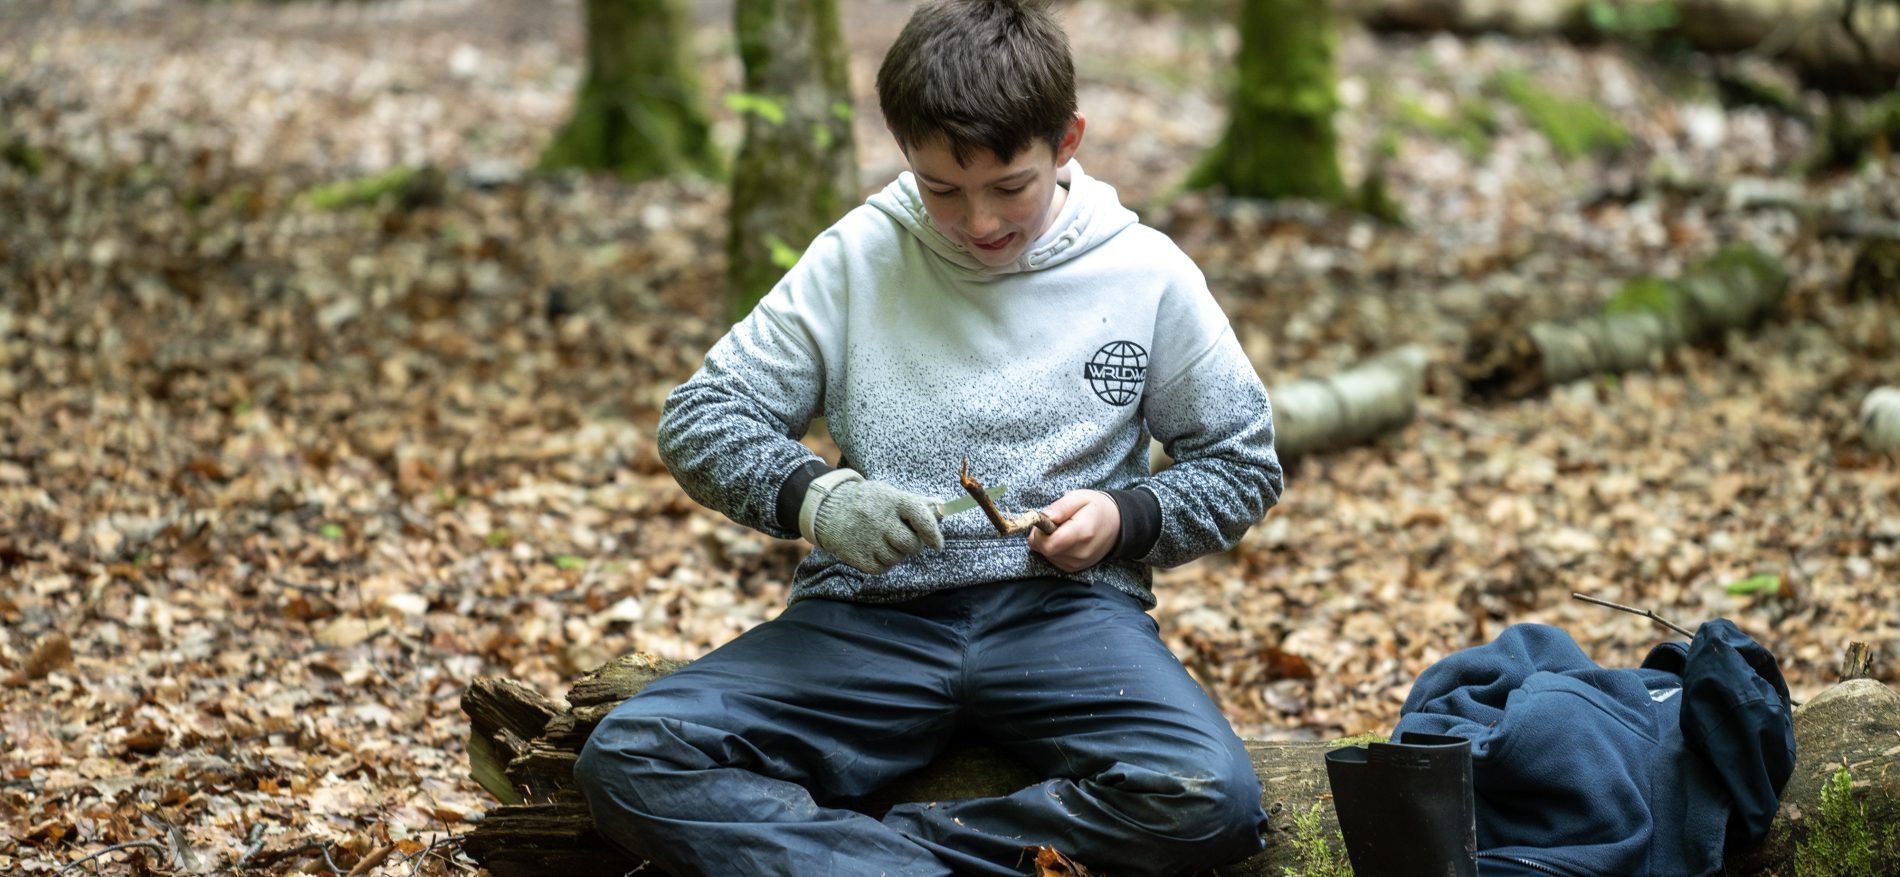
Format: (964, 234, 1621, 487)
(970, 233, 1015, 252)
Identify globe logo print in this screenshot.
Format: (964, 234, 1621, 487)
(1084, 341, 1148, 406)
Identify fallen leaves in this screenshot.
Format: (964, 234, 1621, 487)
(0, 0, 1896, 874)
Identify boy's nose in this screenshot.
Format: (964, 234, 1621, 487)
(963, 211, 1002, 241)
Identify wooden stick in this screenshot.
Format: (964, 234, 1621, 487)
(1570, 592, 1696, 639)
(959, 458, 1056, 536)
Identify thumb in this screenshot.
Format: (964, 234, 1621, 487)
(1039, 491, 1093, 526)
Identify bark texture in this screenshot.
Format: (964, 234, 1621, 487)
(726, 0, 858, 321)
(540, 0, 721, 180)
(1189, 0, 1348, 202)
(1462, 244, 1787, 399)
(459, 653, 1900, 877)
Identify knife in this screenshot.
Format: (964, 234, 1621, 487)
(937, 483, 1007, 519)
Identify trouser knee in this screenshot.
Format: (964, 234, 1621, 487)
(1098, 753, 1265, 862)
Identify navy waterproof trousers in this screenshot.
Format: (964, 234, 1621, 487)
(574, 577, 1267, 876)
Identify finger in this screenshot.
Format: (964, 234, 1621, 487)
(898, 499, 945, 551)
(884, 523, 920, 558)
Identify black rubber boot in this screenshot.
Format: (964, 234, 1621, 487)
(1324, 732, 1477, 877)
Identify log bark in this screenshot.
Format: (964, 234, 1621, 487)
(1462, 244, 1788, 399)
(460, 653, 1900, 876)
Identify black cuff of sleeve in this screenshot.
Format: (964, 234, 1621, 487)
(1103, 487, 1161, 562)
(776, 459, 834, 534)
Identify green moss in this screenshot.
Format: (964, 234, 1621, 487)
(1579, 0, 1679, 35)
(1188, 0, 1345, 202)
(1281, 802, 1353, 877)
(1393, 95, 1495, 157)
(1705, 243, 1787, 292)
(301, 165, 442, 211)
(724, 92, 786, 126)
(1326, 732, 1390, 748)
(2, 133, 45, 176)
(1795, 764, 1881, 877)
(1604, 277, 1680, 317)
(1495, 70, 1629, 160)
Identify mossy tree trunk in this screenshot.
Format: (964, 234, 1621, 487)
(1187, 0, 1347, 203)
(540, 0, 721, 181)
(725, 0, 858, 321)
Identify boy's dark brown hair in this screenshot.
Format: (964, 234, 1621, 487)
(875, 0, 1076, 167)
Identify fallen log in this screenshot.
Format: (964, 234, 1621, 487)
(1153, 344, 1432, 471)
(1268, 345, 1431, 460)
(459, 651, 1900, 876)
(1461, 244, 1787, 399)
(1338, 0, 1900, 94)
(1862, 386, 1900, 451)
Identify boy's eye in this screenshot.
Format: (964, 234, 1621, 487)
(926, 187, 956, 197)
(997, 185, 1026, 196)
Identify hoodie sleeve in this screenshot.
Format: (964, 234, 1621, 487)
(1129, 255, 1283, 568)
(655, 228, 847, 540)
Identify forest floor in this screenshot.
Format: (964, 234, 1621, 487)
(2, 0, 1897, 873)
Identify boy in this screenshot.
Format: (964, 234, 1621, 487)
(574, 0, 1283, 873)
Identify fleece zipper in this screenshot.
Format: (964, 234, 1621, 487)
(1476, 851, 1574, 876)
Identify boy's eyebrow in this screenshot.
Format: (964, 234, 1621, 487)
(917, 168, 1036, 188)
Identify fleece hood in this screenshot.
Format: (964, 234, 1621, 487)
(868, 160, 1140, 277)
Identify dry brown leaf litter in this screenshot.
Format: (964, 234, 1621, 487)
(1, 0, 1896, 873)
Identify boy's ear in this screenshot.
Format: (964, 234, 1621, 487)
(1055, 113, 1086, 165)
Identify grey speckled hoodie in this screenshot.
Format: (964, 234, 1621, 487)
(656, 161, 1282, 607)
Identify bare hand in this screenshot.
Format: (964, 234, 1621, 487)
(1028, 490, 1120, 572)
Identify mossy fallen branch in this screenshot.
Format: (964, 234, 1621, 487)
(1462, 245, 1787, 398)
(299, 165, 444, 212)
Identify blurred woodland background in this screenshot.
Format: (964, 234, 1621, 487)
(1, 0, 1898, 873)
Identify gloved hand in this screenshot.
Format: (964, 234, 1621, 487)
(798, 469, 944, 574)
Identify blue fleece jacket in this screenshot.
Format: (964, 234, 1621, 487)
(1393, 621, 1794, 877)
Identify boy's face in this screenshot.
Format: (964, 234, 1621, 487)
(902, 114, 1085, 268)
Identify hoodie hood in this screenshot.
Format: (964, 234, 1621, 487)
(869, 160, 1140, 278)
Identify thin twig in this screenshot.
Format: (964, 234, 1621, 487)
(401, 836, 468, 877)
(238, 822, 267, 865)
(1571, 592, 1696, 638)
(54, 841, 168, 876)
(345, 844, 393, 877)
(959, 458, 1056, 536)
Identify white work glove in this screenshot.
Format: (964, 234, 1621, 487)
(798, 469, 944, 574)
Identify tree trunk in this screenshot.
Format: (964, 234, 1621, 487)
(1462, 244, 1788, 399)
(458, 655, 1900, 876)
(726, 0, 859, 321)
(540, 0, 721, 181)
(1188, 0, 1348, 203)
(1339, 0, 1900, 94)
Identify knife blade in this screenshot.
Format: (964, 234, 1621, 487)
(937, 483, 1007, 518)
